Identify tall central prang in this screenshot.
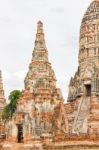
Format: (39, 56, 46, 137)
(68, 1, 99, 102)
(67, 0, 99, 135)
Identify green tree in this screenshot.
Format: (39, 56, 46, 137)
(2, 104, 10, 120)
(2, 90, 21, 119)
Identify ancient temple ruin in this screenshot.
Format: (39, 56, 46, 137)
(6, 21, 65, 142)
(67, 0, 99, 135)
(1, 0, 99, 149)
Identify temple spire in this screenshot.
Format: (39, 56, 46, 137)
(34, 20, 46, 50)
(37, 20, 43, 34)
(24, 21, 62, 101)
(32, 21, 48, 62)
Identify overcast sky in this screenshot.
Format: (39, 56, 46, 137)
(0, 0, 91, 101)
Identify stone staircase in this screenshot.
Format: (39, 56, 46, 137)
(72, 96, 90, 134)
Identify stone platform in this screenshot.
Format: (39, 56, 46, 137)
(1, 141, 99, 150)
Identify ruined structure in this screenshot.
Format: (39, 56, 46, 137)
(6, 21, 65, 142)
(67, 0, 99, 135)
(1, 0, 99, 148)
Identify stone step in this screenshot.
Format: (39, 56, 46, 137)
(72, 97, 90, 133)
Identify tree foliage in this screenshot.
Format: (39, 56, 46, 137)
(2, 104, 10, 120)
(2, 90, 21, 119)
